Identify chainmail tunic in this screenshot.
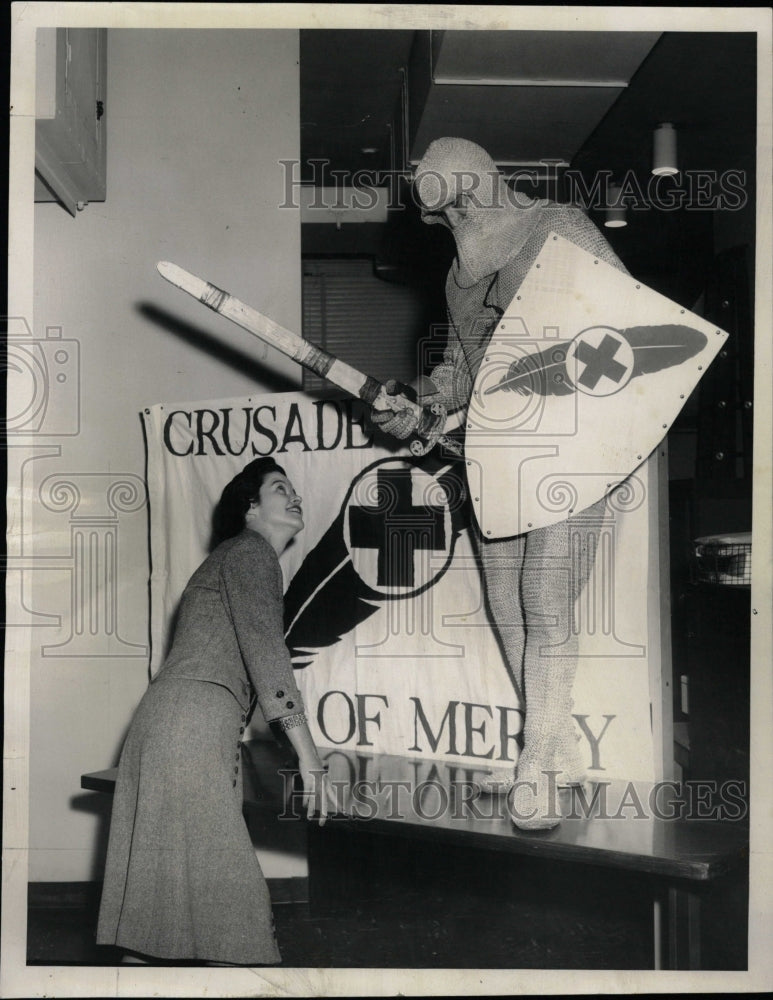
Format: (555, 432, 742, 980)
(414, 140, 630, 821)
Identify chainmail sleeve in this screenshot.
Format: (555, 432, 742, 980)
(421, 307, 474, 413)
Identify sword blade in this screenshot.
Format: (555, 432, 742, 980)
(157, 261, 462, 457)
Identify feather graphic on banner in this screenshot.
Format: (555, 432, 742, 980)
(283, 508, 381, 669)
(283, 459, 466, 670)
(488, 324, 708, 396)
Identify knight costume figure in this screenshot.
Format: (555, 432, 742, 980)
(373, 137, 629, 829)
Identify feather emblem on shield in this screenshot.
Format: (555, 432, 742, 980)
(466, 233, 729, 538)
(490, 324, 708, 397)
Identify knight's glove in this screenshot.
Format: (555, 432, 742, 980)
(370, 380, 420, 440)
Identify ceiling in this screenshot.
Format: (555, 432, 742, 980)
(300, 29, 756, 184)
(300, 30, 415, 182)
(299, 29, 757, 307)
(300, 29, 663, 178)
(408, 30, 661, 169)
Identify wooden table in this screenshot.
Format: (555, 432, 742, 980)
(82, 741, 748, 970)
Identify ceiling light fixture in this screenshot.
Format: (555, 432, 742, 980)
(604, 184, 627, 228)
(652, 122, 678, 176)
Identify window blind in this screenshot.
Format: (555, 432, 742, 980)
(302, 258, 426, 395)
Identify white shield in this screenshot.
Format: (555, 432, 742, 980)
(466, 233, 729, 537)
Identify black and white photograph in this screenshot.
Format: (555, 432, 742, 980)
(4, 3, 772, 996)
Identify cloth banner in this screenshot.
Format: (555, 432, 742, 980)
(144, 390, 658, 782)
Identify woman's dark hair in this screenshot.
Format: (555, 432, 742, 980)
(211, 458, 286, 545)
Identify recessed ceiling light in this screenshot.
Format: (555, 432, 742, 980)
(361, 147, 378, 154)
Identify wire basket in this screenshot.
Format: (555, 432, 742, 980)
(691, 532, 752, 586)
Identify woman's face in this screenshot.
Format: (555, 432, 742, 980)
(246, 470, 304, 540)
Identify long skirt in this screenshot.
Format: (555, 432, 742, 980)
(96, 676, 281, 965)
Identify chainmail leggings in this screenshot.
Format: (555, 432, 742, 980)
(475, 496, 609, 780)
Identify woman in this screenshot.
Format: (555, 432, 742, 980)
(97, 457, 333, 965)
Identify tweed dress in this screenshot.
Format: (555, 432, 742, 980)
(96, 529, 304, 964)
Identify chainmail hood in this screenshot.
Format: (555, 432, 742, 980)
(414, 137, 542, 286)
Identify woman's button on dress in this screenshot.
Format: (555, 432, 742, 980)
(286, 701, 294, 709)
(276, 690, 284, 698)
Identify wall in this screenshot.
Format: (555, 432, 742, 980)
(27, 28, 302, 881)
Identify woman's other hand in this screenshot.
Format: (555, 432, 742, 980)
(298, 756, 337, 825)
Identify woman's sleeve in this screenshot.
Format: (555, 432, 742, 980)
(220, 539, 305, 723)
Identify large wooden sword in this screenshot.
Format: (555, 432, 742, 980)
(157, 261, 460, 458)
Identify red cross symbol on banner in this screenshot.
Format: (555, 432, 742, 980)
(348, 467, 447, 589)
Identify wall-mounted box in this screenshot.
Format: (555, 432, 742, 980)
(35, 28, 107, 216)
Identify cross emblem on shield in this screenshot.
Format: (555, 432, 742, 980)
(567, 326, 635, 396)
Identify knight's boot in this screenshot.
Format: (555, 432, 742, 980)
(508, 762, 563, 830)
(510, 654, 586, 827)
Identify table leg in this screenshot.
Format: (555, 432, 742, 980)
(653, 896, 663, 970)
(666, 884, 702, 970)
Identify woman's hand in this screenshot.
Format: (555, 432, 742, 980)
(298, 754, 337, 825)
(279, 710, 338, 824)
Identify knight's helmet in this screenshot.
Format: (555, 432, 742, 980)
(413, 137, 524, 283)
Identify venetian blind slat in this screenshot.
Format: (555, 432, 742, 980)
(302, 258, 424, 395)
